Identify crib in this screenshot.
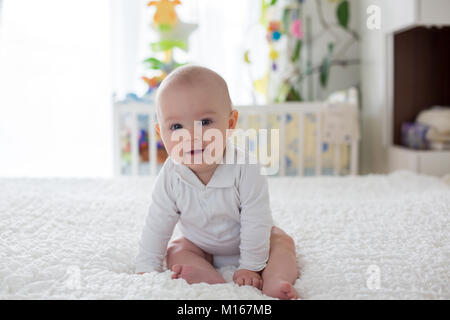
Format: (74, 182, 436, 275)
(113, 91, 360, 177)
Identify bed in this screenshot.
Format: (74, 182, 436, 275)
(1, 171, 449, 299)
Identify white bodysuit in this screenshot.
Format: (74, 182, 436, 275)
(135, 142, 274, 273)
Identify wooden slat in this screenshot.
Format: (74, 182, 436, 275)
(279, 112, 286, 176)
(315, 112, 322, 176)
(241, 113, 249, 152)
(130, 112, 139, 176)
(334, 143, 340, 176)
(351, 140, 358, 175)
(113, 105, 121, 176)
(258, 113, 269, 172)
(149, 113, 157, 176)
(297, 112, 304, 176)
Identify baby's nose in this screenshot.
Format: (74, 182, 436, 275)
(183, 129, 203, 151)
(190, 121, 204, 140)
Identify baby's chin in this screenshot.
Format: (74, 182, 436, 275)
(184, 162, 219, 173)
(168, 152, 222, 171)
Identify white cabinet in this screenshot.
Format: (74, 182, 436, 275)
(361, 0, 450, 175)
(381, 0, 418, 33)
(389, 146, 450, 177)
(381, 0, 450, 32)
(419, 0, 450, 25)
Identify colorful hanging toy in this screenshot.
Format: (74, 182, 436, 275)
(147, 0, 181, 30)
(142, 0, 197, 94)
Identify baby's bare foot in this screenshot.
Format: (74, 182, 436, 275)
(263, 280, 299, 300)
(171, 264, 226, 285)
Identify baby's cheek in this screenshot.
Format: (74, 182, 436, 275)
(164, 139, 182, 161)
(208, 128, 227, 148)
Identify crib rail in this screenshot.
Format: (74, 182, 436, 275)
(113, 101, 360, 177)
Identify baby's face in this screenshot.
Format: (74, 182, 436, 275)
(156, 82, 237, 173)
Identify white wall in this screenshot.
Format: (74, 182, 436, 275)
(301, 0, 361, 101)
(359, 0, 417, 174)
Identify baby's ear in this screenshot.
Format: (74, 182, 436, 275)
(229, 110, 239, 129)
(155, 123, 161, 135)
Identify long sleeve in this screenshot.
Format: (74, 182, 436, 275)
(237, 163, 274, 272)
(135, 162, 180, 273)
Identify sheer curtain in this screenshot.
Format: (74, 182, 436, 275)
(0, 0, 3, 25)
(111, 0, 261, 105)
(0, 0, 112, 177)
(0, 0, 259, 177)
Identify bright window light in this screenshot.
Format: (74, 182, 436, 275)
(0, 0, 112, 177)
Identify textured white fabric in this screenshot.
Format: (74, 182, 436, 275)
(0, 171, 449, 299)
(135, 144, 273, 273)
(417, 107, 450, 135)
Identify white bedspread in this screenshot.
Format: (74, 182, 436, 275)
(0, 171, 449, 299)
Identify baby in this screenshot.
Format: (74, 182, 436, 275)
(135, 65, 299, 300)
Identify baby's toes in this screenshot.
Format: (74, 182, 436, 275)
(171, 264, 182, 279)
(287, 290, 298, 300)
(280, 282, 298, 300)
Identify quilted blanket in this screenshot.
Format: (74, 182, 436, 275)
(0, 171, 449, 299)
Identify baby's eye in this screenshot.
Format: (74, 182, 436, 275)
(201, 119, 212, 126)
(170, 123, 183, 131)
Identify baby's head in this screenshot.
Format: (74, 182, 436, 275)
(155, 65, 238, 173)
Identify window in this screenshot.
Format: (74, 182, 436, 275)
(0, 0, 112, 177)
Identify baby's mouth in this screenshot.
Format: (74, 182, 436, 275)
(186, 149, 204, 156)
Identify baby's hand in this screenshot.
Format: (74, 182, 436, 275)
(233, 269, 263, 290)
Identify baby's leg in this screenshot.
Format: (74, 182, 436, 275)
(261, 226, 299, 300)
(166, 237, 226, 285)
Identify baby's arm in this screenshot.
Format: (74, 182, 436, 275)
(135, 163, 180, 274)
(236, 163, 273, 275)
